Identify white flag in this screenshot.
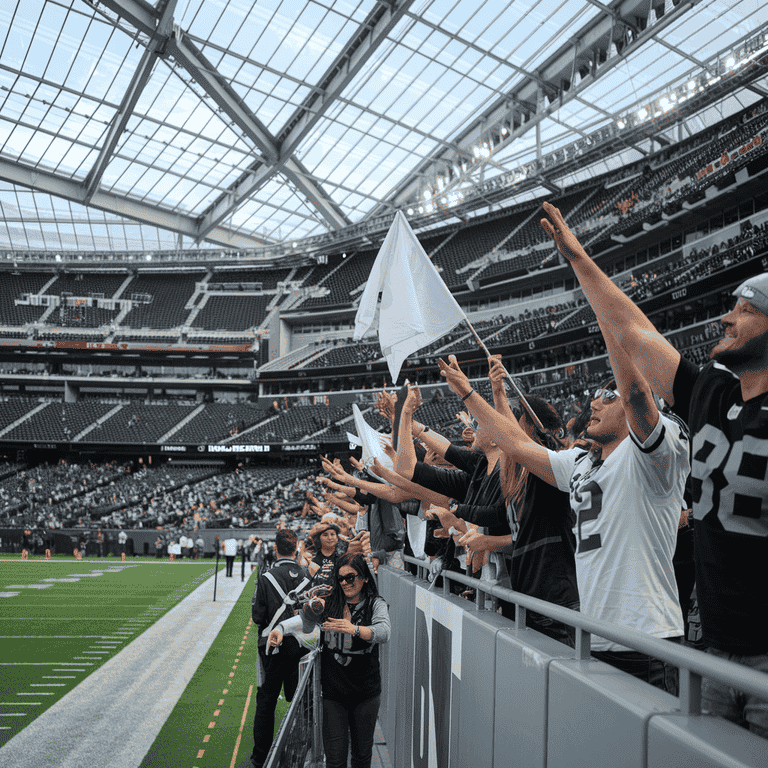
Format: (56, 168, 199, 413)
(354, 210, 466, 383)
(352, 404, 393, 481)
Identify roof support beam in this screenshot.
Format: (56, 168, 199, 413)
(383, 0, 703, 212)
(197, 0, 415, 237)
(96, 0, 158, 38)
(283, 159, 349, 229)
(167, 32, 279, 164)
(278, 0, 417, 159)
(84, 0, 177, 203)
(0, 156, 265, 249)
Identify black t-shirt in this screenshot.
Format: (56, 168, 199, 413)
(510, 474, 578, 609)
(411, 445, 509, 536)
(312, 550, 338, 589)
(672, 357, 768, 654)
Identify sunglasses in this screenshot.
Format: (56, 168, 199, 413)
(593, 388, 618, 403)
(338, 572, 361, 586)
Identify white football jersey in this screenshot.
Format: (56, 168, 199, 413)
(548, 412, 689, 651)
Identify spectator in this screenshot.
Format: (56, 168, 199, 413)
(268, 554, 391, 768)
(541, 200, 768, 737)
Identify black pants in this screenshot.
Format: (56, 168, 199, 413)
(592, 636, 682, 694)
(322, 694, 381, 768)
(225, 555, 234, 576)
(251, 643, 305, 767)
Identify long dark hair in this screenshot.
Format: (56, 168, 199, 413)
(323, 553, 379, 621)
(501, 395, 564, 508)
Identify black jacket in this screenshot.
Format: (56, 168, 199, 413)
(252, 557, 310, 648)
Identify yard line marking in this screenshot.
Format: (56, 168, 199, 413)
(53, 669, 85, 672)
(18, 693, 54, 696)
(0, 636, 124, 639)
(0, 592, 20, 597)
(41, 578, 81, 582)
(0, 714, 27, 717)
(30, 684, 66, 687)
(42, 676, 75, 679)
(5, 585, 52, 589)
(0, 663, 93, 666)
(228, 684, 254, 768)
(0, 702, 40, 705)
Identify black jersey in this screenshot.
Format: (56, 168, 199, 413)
(673, 357, 768, 654)
(510, 474, 578, 610)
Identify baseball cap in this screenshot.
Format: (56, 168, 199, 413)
(732, 273, 768, 316)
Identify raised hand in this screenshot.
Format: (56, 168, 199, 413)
(402, 383, 422, 415)
(438, 355, 472, 398)
(375, 390, 397, 422)
(540, 201, 589, 262)
(488, 355, 508, 387)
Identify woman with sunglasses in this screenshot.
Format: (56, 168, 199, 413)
(268, 553, 391, 768)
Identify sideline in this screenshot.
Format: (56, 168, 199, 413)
(0, 565, 252, 768)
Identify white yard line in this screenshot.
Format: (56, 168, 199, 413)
(0, 569, 253, 768)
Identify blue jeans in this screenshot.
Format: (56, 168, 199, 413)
(322, 694, 381, 768)
(702, 648, 768, 739)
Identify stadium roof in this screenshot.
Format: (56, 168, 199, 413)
(0, 0, 767, 254)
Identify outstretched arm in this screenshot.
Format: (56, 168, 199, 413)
(541, 201, 681, 402)
(602, 324, 659, 443)
(394, 384, 421, 480)
(438, 356, 557, 487)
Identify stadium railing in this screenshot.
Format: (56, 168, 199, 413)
(376, 555, 768, 768)
(264, 649, 322, 768)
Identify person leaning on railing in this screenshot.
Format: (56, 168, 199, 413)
(268, 554, 391, 768)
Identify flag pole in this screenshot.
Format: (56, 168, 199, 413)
(461, 316, 565, 448)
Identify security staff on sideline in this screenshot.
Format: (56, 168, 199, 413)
(249, 529, 311, 768)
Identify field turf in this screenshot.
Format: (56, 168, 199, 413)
(138, 570, 286, 768)
(0, 558, 220, 746)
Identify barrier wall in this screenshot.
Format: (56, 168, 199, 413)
(378, 566, 768, 768)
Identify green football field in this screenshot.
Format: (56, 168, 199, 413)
(0, 557, 283, 767)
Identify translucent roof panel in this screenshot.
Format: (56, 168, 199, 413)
(0, 0, 764, 252)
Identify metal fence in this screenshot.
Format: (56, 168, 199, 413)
(264, 649, 323, 768)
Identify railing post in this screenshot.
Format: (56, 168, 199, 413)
(679, 668, 703, 715)
(575, 628, 591, 660)
(312, 652, 323, 766)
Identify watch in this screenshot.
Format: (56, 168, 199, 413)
(354, 624, 361, 638)
(449, 500, 459, 514)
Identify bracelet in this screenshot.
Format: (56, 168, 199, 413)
(460, 389, 475, 401)
(420, 426, 430, 437)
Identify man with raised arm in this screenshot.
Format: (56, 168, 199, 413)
(541, 202, 768, 735)
(439, 326, 689, 690)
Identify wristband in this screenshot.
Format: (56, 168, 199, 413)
(461, 389, 475, 401)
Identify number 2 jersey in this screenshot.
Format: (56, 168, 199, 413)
(673, 357, 768, 655)
(548, 413, 689, 651)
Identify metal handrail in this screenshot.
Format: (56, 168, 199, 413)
(400, 555, 768, 715)
(264, 648, 323, 768)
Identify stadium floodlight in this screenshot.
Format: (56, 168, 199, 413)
(472, 145, 481, 159)
(616, 119, 626, 129)
(637, 107, 648, 121)
(407, 208, 414, 215)
(688, 79, 696, 90)
(423, 189, 431, 200)
(145, 253, 153, 261)
(726, 56, 736, 69)
(55, 254, 62, 262)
